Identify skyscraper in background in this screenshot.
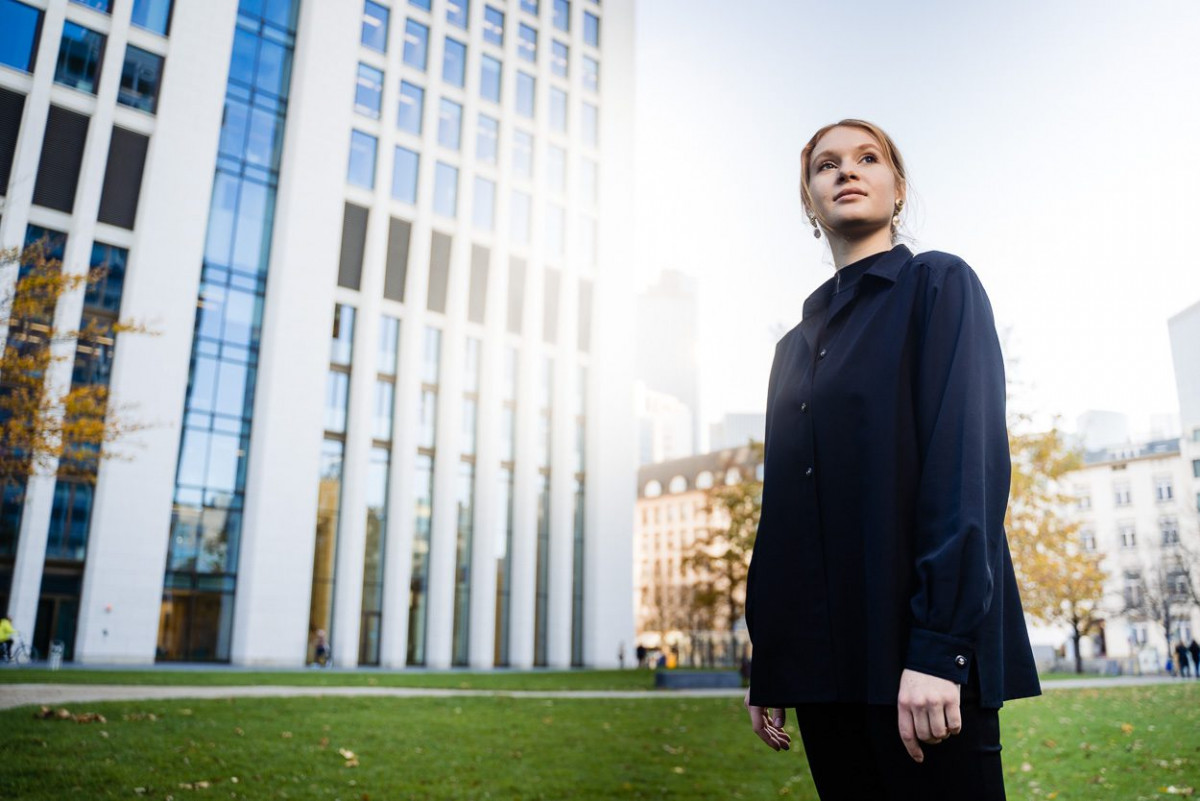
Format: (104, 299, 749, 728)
(635, 268, 699, 456)
(0, 0, 635, 669)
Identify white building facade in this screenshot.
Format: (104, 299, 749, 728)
(1067, 439, 1200, 665)
(0, 0, 635, 668)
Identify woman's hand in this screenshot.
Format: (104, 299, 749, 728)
(897, 668, 962, 763)
(745, 688, 791, 751)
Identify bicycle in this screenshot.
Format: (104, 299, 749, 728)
(2, 632, 39, 665)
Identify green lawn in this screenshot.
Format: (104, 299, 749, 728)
(0, 667, 656, 691)
(1, 684, 1196, 800)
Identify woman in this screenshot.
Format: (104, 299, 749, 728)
(743, 120, 1040, 800)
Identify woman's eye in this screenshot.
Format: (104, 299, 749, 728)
(818, 161, 836, 171)
(862, 154, 878, 164)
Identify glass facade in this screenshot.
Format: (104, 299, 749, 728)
(55, 22, 105, 94)
(476, 115, 499, 163)
(119, 45, 165, 113)
(549, 87, 567, 133)
(583, 11, 599, 46)
(409, 326, 441, 665)
(0, 0, 43, 73)
(438, 98, 463, 150)
(553, 0, 569, 31)
(403, 19, 429, 71)
(512, 130, 533, 179)
(516, 72, 535, 118)
(551, 40, 568, 77)
(518, 23, 537, 62)
(533, 356, 553, 665)
(361, 1, 389, 52)
(355, 63, 384, 118)
(443, 37, 467, 87)
(483, 5, 504, 45)
(397, 81, 424, 134)
(480, 55, 502, 103)
(452, 459, 475, 665)
(473, 176, 495, 231)
(348, 130, 378, 189)
(392, 145, 419, 204)
(433, 161, 458, 217)
(158, 0, 300, 662)
(510, 190, 531, 244)
(446, 0, 469, 29)
(359, 446, 389, 665)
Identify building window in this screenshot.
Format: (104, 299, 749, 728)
(361, 1, 389, 52)
(553, 0, 569, 31)
(391, 145, 419, 204)
(518, 23, 537, 62)
(72, 0, 111, 11)
(1080, 529, 1096, 552)
(116, 45, 165, 113)
(447, 0, 468, 28)
(403, 19, 429, 70)
(582, 55, 598, 92)
(0, 0, 42, 73)
(521, 0, 538, 14)
(443, 37, 467, 87)
(355, 63, 384, 118)
(1161, 517, 1180, 546)
(484, 6, 504, 44)
(583, 10, 599, 46)
(551, 40, 568, 77)
(512, 129, 533, 179)
(516, 72, 535, 117)
(509, 190, 531, 244)
(473, 176, 496, 231)
(480, 54, 502, 102)
(397, 80, 424, 134)
(130, 0, 172, 35)
(55, 22, 106, 94)
(546, 145, 566, 194)
(581, 102, 599, 148)
(1114, 483, 1131, 506)
(1119, 523, 1136, 549)
(580, 157, 597, 205)
(1075, 488, 1091, 510)
(545, 202, 565, 255)
(1193, 459, 1200, 478)
(476, 114, 499, 163)
(347, 130, 378, 189)
(433, 161, 459, 217)
(1154, 476, 1173, 502)
(549, 87, 567, 132)
(438, 98, 463, 150)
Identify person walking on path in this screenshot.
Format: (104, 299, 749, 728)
(1175, 642, 1191, 678)
(742, 119, 1040, 801)
(0, 616, 13, 661)
(1190, 640, 1199, 679)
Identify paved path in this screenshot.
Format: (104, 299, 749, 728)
(0, 675, 1189, 712)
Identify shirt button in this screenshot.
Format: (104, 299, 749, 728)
(818, 348, 828, 359)
(955, 655, 967, 668)
(805, 467, 814, 477)
(800, 402, 808, 412)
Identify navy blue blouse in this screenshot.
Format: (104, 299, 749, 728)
(745, 245, 1041, 709)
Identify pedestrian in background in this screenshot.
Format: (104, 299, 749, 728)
(742, 119, 1040, 800)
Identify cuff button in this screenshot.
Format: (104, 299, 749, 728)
(955, 655, 967, 668)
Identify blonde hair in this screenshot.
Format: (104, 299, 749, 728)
(799, 119, 908, 237)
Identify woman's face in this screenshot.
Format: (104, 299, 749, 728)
(807, 126, 901, 239)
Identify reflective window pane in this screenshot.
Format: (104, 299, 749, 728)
(72, 0, 112, 11)
(410, 0, 432, 9)
(373, 380, 394, 441)
(446, 0, 468, 28)
(521, 0, 538, 13)
(442, 37, 467, 87)
(473, 176, 496, 231)
(516, 72, 535, 118)
(476, 115, 499, 164)
(582, 55, 599, 92)
(361, 1, 389, 52)
(130, 0, 172, 35)
(118, 45, 164, 113)
(547, 146, 566, 194)
(55, 21, 106, 94)
(553, 0, 569, 32)
(0, 0, 42, 73)
(434, 162, 459, 217)
(438, 98, 463, 150)
(392, 146, 419, 204)
(397, 81, 425, 134)
(582, 102, 598, 147)
(378, 315, 400, 375)
(355, 63, 384, 118)
(331, 304, 356, 366)
(546, 203, 565, 255)
(518, 23, 536, 62)
(403, 19, 429, 70)
(512, 130, 533, 179)
(583, 11, 599, 46)
(483, 6, 504, 45)
(551, 40, 568, 77)
(510, 190, 531, 245)
(580, 157, 598, 205)
(480, 54, 501, 103)
(549, 87, 567, 133)
(347, 130, 378, 189)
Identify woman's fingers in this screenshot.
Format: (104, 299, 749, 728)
(745, 689, 791, 752)
(897, 707, 924, 763)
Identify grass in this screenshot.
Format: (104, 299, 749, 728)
(0, 667, 659, 691)
(1, 682, 1198, 799)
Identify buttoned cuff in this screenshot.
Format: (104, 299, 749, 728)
(905, 628, 973, 685)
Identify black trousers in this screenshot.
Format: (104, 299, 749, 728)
(794, 683, 1005, 801)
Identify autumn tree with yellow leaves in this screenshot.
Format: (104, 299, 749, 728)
(1005, 424, 1107, 674)
(0, 240, 145, 495)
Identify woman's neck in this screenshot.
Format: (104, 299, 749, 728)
(829, 229, 895, 270)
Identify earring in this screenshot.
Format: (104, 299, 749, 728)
(808, 213, 821, 239)
(892, 199, 904, 229)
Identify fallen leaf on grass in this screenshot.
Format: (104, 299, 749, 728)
(338, 748, 359, 768)
(1163, 788, 1195, 796)
(280, 731, 293, 739)
(1120, 723, 1134, 735)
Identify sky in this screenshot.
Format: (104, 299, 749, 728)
(632, 0, 1200, 443)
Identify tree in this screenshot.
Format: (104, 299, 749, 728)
(1121, 546, 1200, 660)
(683, 442, 762, 664)
(1005, 424, 1108, 673)
(0, 240, 145, 495)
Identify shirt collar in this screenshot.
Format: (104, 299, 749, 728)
(802, 244, 913, 318)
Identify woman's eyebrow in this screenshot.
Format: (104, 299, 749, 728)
(811, 143, 878, 163)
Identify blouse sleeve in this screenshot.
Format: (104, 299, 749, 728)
(905, 260, 1011, 685)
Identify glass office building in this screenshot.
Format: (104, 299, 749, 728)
(0, 0, 634, 669)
